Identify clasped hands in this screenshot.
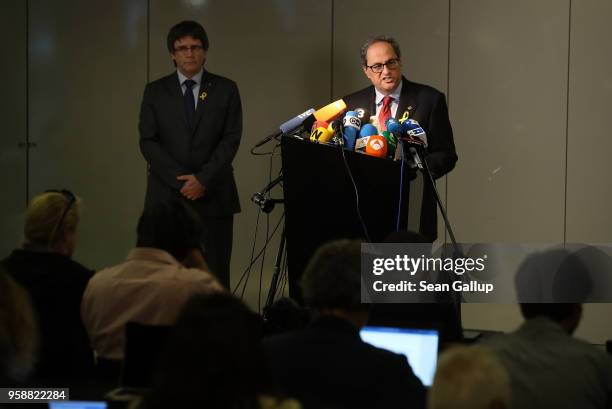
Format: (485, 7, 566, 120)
(177, 174, 205, 200)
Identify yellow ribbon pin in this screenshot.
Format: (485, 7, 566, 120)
(399, 110, 410, 124)
(199, 91, 207, 101)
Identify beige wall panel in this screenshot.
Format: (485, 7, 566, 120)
(333, 0, 452, 242)
(149, 0, 332, 308)
(566, 1, 612, 345)
(450, 1, 570, 337)
(566, 2, 612, 242)
(0, 1, 27, 257)
(448, 0, 568, 243)
(28, 0, 148, 269)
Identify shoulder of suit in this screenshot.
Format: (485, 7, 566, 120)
(342, 84, 373, 102)
(402, 79, 445, 98)
(204, 71, 238, 89)
(147, 72, 177, 87)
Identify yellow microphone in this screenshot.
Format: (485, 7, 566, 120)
(310, 126, 334, 143)
(313, 99, 347, 122)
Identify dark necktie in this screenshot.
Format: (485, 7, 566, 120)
(378, 96, 393, 131)
(183, 79, 196, 128)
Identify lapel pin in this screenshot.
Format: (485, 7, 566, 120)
(199, 91, 207, 101)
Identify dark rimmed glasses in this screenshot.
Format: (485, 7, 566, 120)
(366, 58, 401, 74)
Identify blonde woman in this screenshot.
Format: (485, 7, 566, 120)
(0, 267, 38, 384)
(1, 190, 94, 383)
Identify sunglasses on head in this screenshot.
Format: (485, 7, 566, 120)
(45, 189, 76, 243)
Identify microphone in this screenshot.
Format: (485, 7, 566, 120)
(328, 120, 345, 146)
(354, 108, 371, 123)
(310, 123, 334, 144)
(342, 111, 361, 150)
(254, 108, 316, 148)
(359, 124, 378, 138)
(364, 135, 388, 158)
(355, 123, 379, 152)
(381, 131, 397, 158)
(385, 118, 403, 136)
(311, 120, 329, 133)
(399, 119, 428, 169)
(402, 119, 428, 147)
(313, 99, 347, 122)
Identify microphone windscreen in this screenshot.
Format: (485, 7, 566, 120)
(385, 118, 403, 135)
(310, 126, 333, 143)
(314, 99, 347, 122)
(312, 120, 329, 133)
(381, 130, 397, 158)
(342, 113, 361, 151)
(365, 135, 388, 158)
(402, 119, 428, 147)
(354, 108, 370, 122)
(359, 124, 378, 138)
(279, 108, 316, 134)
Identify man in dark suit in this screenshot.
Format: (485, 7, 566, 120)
(139, 21, 241, 288)
(262, 240, 426, 409)
(343, 35, 457, 241)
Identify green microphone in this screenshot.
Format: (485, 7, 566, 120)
(381, 130, 397, 159)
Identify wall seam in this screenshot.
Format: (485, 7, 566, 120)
(563, 0, 572, 244)
(330, 0, 334, 101)
(25, 0, 30, 205)
(146, 0, 150, 83)
(445, 0, 452, 244)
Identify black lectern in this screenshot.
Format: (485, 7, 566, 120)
(281, 136, 419, 300)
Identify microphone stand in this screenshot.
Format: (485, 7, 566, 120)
(400, 140, 465, 312)
(399, 140, 461, 256)
(251, 176, 288, 316)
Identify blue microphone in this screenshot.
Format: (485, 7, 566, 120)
(359, 123, 378, 138)
(254, 108, 316, 148)
(279, 108, 316, 134)
(385, 118, 403, 136)
(342, 111, 361, 150)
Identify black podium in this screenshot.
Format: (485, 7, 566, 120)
(281, 136, 422, 300)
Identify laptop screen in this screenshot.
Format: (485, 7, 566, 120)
(49, 402, 107, 409)
(360, 326, 439, 386)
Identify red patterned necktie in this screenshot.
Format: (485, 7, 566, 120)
(378, 96, 393, 132)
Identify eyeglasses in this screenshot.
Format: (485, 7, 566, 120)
(366, 58, 401, 74)
(45, 189, 76, 244)
(174, 45, 204, 53)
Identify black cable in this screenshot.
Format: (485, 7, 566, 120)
(233, 207, 262, 296)
(250, 141, 281, 156)
(339, 146, 372, 242)
(234, 213, 285, 298)
(258, 149, 276, 313)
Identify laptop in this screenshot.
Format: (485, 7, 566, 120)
(360, 326, 439, 386)
(49, 402, 107, 409)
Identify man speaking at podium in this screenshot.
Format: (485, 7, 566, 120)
(138, 21, 242, 288)
(343, 36, 457, 241)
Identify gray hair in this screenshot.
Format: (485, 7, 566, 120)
(300, 239, 364, 311)
(360, 35, 402, 67)
(429, 346, 511, 409)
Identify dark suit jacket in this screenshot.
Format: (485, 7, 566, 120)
(139, 70, 242, 217)
(2, 250, 94, 382)
(343, 78, 457, 240)
(262, 315, 426, 409)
